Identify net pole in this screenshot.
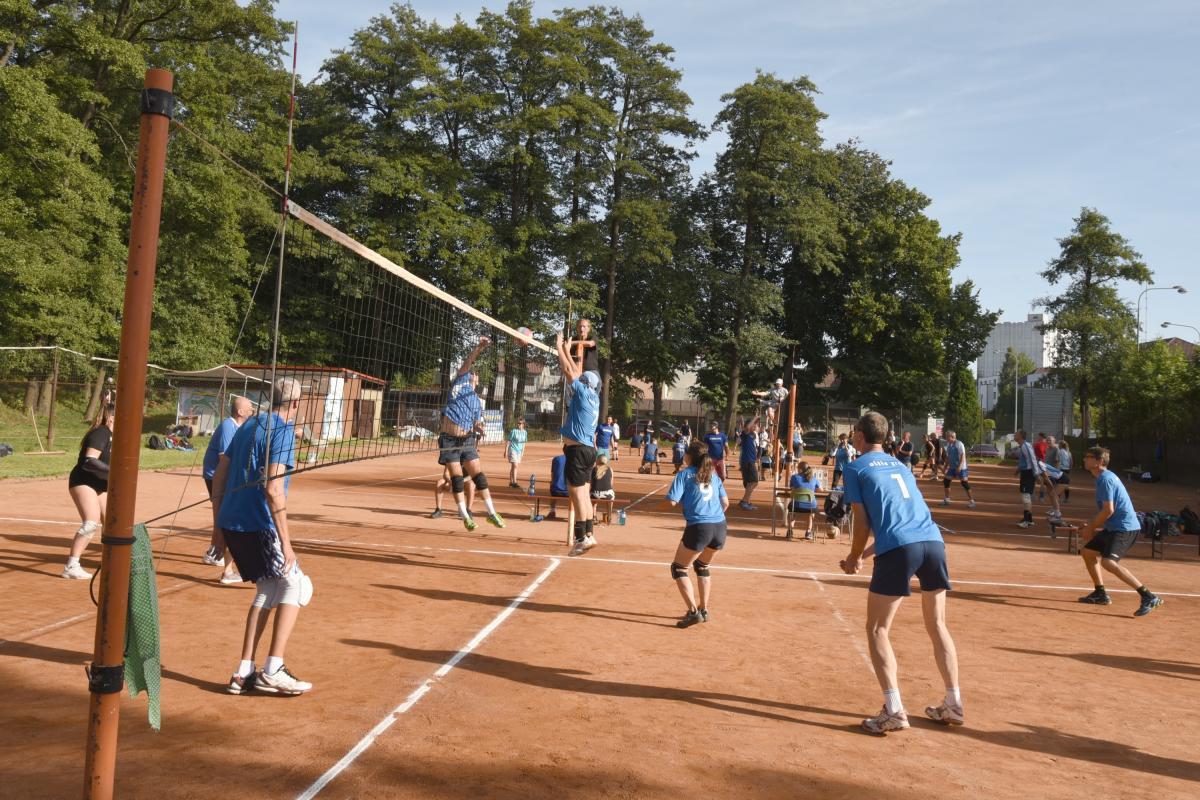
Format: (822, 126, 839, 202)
(83, 68, 174, 800)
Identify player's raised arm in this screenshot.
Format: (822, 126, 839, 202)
(457, 336, 491, 378)
(556, 332, 582, 383)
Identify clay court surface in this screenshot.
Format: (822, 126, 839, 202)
(2, 443, 1198, 799)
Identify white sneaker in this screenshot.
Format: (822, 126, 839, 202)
(219, 571, 243, 585)
(582, 533, 598, 551)
(202, 547, 225, 567)
(940, 499, 951, 507)
(568, 539, 588, 557)
(255, 665, 312, 695)
(61, 562, 92, 580)
(1018, 520, 1035, 529)
(967, 501, 976, 509)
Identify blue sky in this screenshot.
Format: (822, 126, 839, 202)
(276, 0, 1199, 337)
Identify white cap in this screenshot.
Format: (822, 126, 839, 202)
(775, 378, 784, 386)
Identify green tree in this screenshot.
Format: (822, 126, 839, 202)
(1038, 207, 1151, 440)
(992, 348, 1036, 434)
(943, 367, 983, 446)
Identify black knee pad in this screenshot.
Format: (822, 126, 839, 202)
(670, 562, 688, 580)
(472, 473, 488, 491)
(451, 475, 466, 494)
(961, 480, 971, 492)
(693, 559, 710, 577)
(942, 478, 952, 489)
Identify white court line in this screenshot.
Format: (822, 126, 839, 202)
(295, 557, 562, 800)
(807, 572, 872, 670)
(0, 580, 197, 646)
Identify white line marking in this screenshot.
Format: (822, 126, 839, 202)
(807, 572, 872, 670)
(295, 557, 562, 800)
(0, 581, 197, 646)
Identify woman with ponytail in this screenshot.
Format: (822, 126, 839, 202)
(62, 397, 115, 579)
(664, 440, 729, 628)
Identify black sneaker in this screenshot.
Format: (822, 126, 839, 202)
(429, 509, 443, 519)
(1134, 595, 1162, 617)
(676, 609, 704, 628)
(699, 608, 709, 622)
(1078, 590, 1112, 605)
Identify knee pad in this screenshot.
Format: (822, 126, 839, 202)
(961, 481, 971, 492)
(75, 520, 100, 539)
(472, 473, 488, 491)
(1021, 493, 1032, 509)
(451, 475, 466, 494)
(693, 559, 711, 578)
(942, 478, 952, 489)
(670, 562, 688, 580)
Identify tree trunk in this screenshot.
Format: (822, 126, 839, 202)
(601, 171, 623, 424)
(36, 378, 53, 417)
(501, 343, 516, 428)
(85, 367, 108, 421)
(24, 380, 39, 415)
(1079, 377, 1091, 442)
(652, 382, 663, 425)
(724, 209, 757, 435)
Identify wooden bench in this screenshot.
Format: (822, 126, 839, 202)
(526, 494, 617, 526)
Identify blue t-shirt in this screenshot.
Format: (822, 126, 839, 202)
(666, 466, 727, 524)
(843, 450, 942, 556)
(673, 438, 687, 459)
(560, 378, 600, 445)
(1095, 469, 1139, 532)
(643, 441, 658, 462)
(944, 441, 966, 476)
(550, 455, 567, 495)
(443, 372, 482, 431)
(595, 424, 615, 449)
(738, 431, 758, 464)
(1057, 448, 1073, 471)
(216, 413, 296, 533)
(789, 473, 821, 510)
(507, 427, 527, 455)
(703, 432, 727, 459)
(1017, 441, 1041, 473)
(834, 443, 853, 470)
(203, 416, 241, 479)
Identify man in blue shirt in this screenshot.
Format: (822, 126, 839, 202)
(211, 377, 312, 696)
(703, 422, 728, 480)
(595, 416, 616, 458)
(939, 431, 976, 509)
(832, 433, 854, 489)
(1076, 446, 1162, 616)
(202, 395, 253, 581)
(737, 417, 761, 511)
(839, 411, 962, 735)
(437, 336, 505, 532)
(556, 332, 601, 556)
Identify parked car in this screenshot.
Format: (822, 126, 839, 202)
(803, 430, 829, 452)
(968, 443, 1001, 458)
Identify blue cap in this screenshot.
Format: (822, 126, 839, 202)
(580, 371, 601, 390)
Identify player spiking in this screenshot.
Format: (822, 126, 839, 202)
(437, 336, 504, 532)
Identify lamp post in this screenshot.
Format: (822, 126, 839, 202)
(1161, 321, 1200, 340)
(1136, 285, 1187, 343)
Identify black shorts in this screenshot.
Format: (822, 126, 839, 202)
(437, 433, 479, 466)
(68, 466, 107, 494)
(741, 461, 759, 485)
(681, 521, 727, 552)
(790, 504, 816, 515)
(204, 477, 214, 497)
(223, 528, 285, 582)
(1084, 529, 1139, 561)
(832, 468, 843, 484)
(563, 444, 596, 487)
(1057, 472, 1071, 485)
(1018, 469, 1035, 495)
(869, 540, 952, 597)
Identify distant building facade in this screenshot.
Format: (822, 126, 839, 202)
(976, 313, 1057, 413)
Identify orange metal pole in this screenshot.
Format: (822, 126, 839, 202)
(82, 68, 173, 800)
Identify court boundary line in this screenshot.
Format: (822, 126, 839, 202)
(295, 557, 562, 800)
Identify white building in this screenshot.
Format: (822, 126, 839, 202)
(975, 313, 1056, 413)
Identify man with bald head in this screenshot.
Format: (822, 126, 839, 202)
(203, 394, 254, 582)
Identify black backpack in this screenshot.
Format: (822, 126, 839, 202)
(147, 434, 166, 450)
(1180, 506, 1200, 535)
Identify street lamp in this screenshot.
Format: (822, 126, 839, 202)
(1161, 321, 1200, 340)
(1136, 285, 1187, 343)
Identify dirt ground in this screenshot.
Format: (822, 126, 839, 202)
(1, 443, 1198, 799)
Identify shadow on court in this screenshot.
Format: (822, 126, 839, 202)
(999, 646, 1200, 682)
(371, 584, 677, 627)
(342, 638, 863, 732)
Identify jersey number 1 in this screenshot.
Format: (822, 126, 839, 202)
(890, 474, 911, 499)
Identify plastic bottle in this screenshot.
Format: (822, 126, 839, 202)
(528, 474, 536, 496)
(618, 508, 626, 526)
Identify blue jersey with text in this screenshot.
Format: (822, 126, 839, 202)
(835, 443, 853, 471)
(560, 379, 599, 444)
(703, 432, 727, 459)
(666, 466, 727, 524)
(643, 440, 658, 462)
(843, 451, 942, 556)
(595, 423, 615, 449)
(1095, 469, 1139, 532)
(739, 431, 758, 463)
(442, 372, 482, 431)
(217, 413, 296, 533)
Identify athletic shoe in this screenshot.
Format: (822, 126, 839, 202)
(546, 511, 558, 520)
(1046, 509, 1063, 521)
(219, 571, 242, 585)
(940, 499, 951, 507)
(463, 516, 477, 532)
(861, 706, 910, 735)
(429, 508, 443, 519)
(61, 563, 91, 580)
(1134, 595, 1163, 617)
(699, 608, 709, 622)
(486, 512, 505, 529)
(967, 501, 976, 510)
(676, 609, 704, 628)
(925, 701, 964, 726)
(508, 482, 519, 489)
(1017, 520, 1035, 529)
(804, 530, 815, 541)
(582, 533, 598, 550)
(202, 547, 225, 567)
(1078, 589, 1112, 605)
(739, 501, 758, 511)
(255, 665, 312, 695)
(568, 539, 588, 557)
(227, 671, 256, 695)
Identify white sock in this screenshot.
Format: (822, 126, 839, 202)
(264, 656, 284, 675)
(883, 688, 903, 714)
(483, 495, 497, 515)
(66, 557, 80, 567)
(946, 686, 961, 706)
(456, 498, 470, 519)
(236, 660, 254, 678)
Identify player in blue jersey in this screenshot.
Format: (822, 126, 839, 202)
(1075, 446, 1162, 615)
(737, 417, 761, 511)
(831, 433, 854, 488)
(437, 336, 504, 532)
(665, 440, 730, 628)
(703, 421, 728, 480)
(556, 332, 601, 556)
(939, 431, 976, 509)
(839, 411, 962, 735)
(595, 416, 616, 458)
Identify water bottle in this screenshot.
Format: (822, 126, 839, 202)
(529, 505, 536, 522)
(528, 474, 536, 496)
(618, 508, 626, 526)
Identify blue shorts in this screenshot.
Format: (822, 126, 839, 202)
(869, 540, 951, 597)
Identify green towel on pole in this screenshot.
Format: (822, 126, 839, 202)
(125, 523, 162, 731)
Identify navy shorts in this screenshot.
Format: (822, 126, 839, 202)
(869, 540, 952, 597)
(223, 528, 285, 582)
(1084, 529, 1139, 561)
(1018, 469, 1036, 495)
(438, 433, 479, 466)
(681, 521, 727, 552)
(741, 461, 759, 485)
